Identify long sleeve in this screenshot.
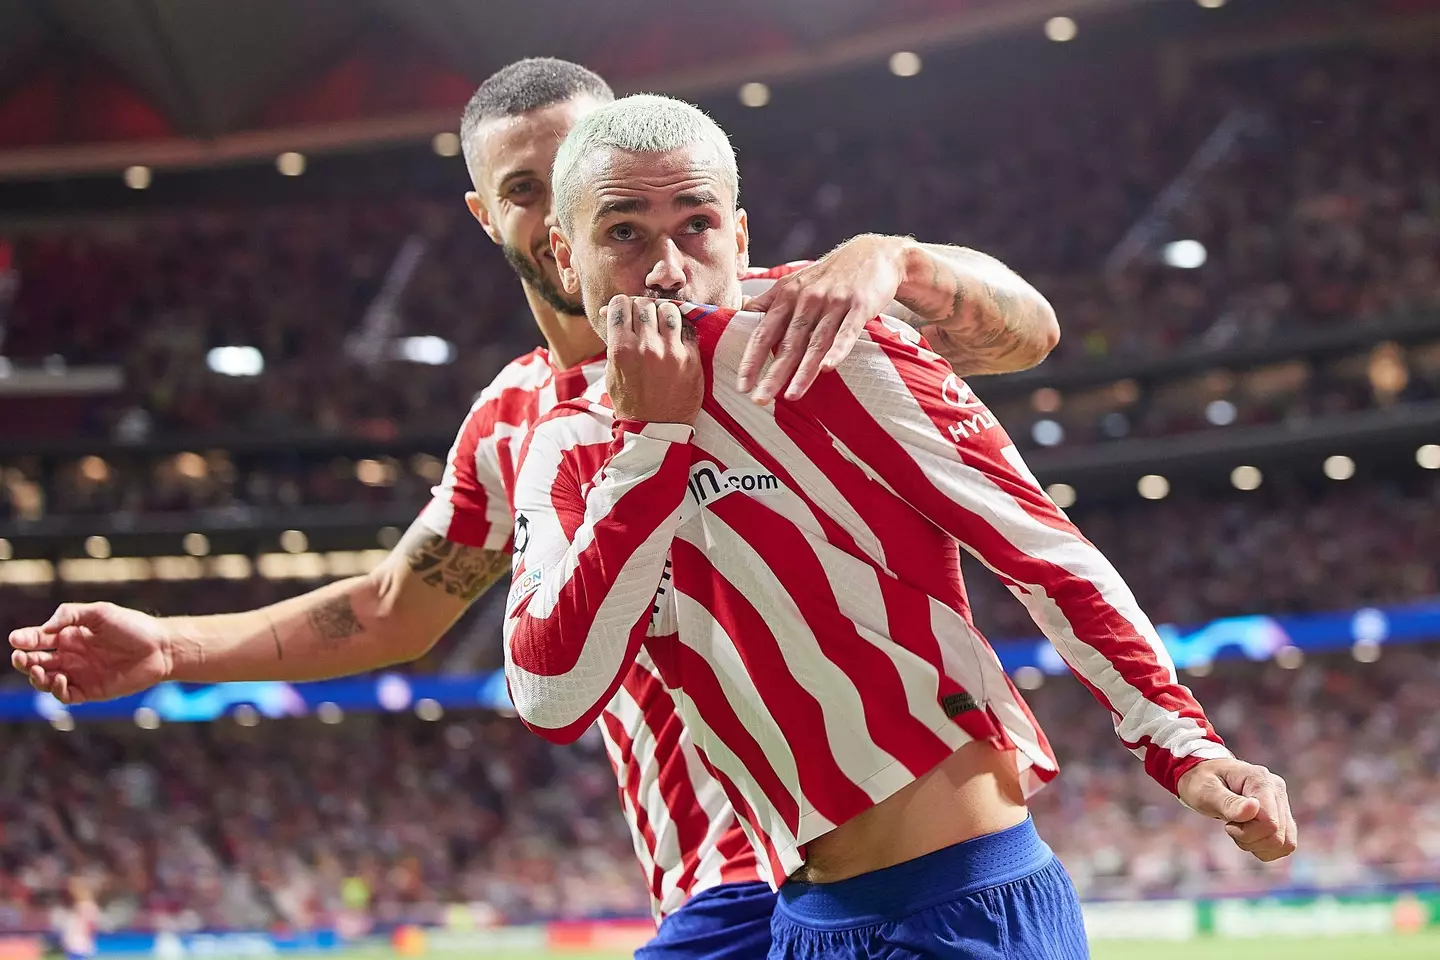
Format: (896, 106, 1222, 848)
(503, 411, 693, 743)
(798, 318, 1232, 794)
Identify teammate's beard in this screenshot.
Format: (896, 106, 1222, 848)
(502, 244, 585, 316)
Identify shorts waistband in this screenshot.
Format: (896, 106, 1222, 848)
(776, 817, 1052, 927)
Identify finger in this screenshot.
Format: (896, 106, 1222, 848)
(633, 298, 666, 356)
(1224, 820, 1273, 845)
(1234, 834, 1288, 862)
(1276, 781, 1299, 854)
(737, 287, 797, 393)
(1194, 780, 1261, 823)
(27, 664, 55, 693)
(42, 602, 96, 633)
(12, 649, 59, 673)
(1242, 776, 1285, 837)
(820, 306, 871, 373)
(607, 295, 634, 349)
(784, 308, 847, 401)
(657, 301, 686, 347)
(9, 627, 55, 651)
(53, 672, 73, 705)
(743, 278, 786, 315)
(752, 310, 817, 406)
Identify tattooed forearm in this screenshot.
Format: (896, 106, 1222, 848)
(894, 245, 1057, 376)
(306, 595, 366, 650)
(403, 533, 510, 602)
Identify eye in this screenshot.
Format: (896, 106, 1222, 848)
(683, 216, 713, 234)
(608, 223, 638, 242)
(507, 181, 541, 204)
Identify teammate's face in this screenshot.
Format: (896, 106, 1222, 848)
(551, 144, 749, 335)
(465, 95, 605, 315)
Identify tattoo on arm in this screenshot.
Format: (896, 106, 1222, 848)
(895, 247, 1045, 375)
(306, 595, 366, 650)
(403, 533, 511, 602)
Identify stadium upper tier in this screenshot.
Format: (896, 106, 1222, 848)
(2, 48, 1437, 444)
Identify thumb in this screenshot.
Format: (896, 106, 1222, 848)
(1193, 779, 1261, 823)
(42, 602, 107, 634)
(742, 281, 784, 314)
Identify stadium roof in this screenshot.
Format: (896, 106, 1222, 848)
(0, 0, 1424, 178)
(0, 0, 1125, 175)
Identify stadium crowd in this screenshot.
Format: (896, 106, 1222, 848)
(2, 644, 1437, 932)
(1, 50, 1436, 440)
(2, 33, 1439, 943)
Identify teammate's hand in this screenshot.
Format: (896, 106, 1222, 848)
(9, 602, 174, 705)
(736, 234, 909, 404)
(1177, 758, 1297, 862)
(605, 296, 704, 425)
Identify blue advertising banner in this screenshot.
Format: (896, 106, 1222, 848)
(6, 601, 1437, 723)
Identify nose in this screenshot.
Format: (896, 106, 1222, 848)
(645, 238, 686, 298)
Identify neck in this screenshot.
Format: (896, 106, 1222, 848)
(527, 287, 604, 370)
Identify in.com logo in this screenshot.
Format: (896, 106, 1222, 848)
(680, 461, 783, 521)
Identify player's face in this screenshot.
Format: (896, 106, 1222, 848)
(465, 95, 605, 316)
(551, 143, 750, 334)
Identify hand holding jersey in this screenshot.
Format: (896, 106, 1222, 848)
(605, 295, 704, 426)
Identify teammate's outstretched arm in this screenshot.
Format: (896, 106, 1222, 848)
(794, 319, 1296, 863)
(504, 298, 699, 744)
(737, 235, 1058, 402)
(8, 521, 509, 704)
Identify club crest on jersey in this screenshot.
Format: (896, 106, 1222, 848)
(679, 461, 783, 522)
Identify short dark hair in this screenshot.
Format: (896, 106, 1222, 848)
(459, 58, 613, 172)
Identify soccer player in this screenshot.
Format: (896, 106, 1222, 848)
(503, 94, 1298, 958)
(7, 65, 1063, 958)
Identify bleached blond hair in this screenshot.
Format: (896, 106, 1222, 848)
(552, 94, 739, 231)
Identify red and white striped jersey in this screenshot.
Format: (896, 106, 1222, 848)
(504, 303, 1232, 885)
(419, 263, 807, 919)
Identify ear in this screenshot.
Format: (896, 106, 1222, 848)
(551, 225, 581, 294)
(734, 207, 751, 276)
(466, 191, 502, 246)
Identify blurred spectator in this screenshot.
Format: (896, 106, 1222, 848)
(2, 644, 1438, 931)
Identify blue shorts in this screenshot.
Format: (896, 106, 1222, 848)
(636, 880, 777, 959)
(770, 818, 1088, 959)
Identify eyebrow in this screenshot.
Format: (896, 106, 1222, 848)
(674, 191, 721, 209)
(594, 197, 648, 223)
(497, 169, 538, 190)
(592, 191, 723, 225)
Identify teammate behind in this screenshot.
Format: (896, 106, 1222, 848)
(502, 94, 1298, 958)
(9, 63, 1065, 959)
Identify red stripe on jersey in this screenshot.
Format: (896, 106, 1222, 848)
(442, 384, 538, 546)
(655, 581, 807, 834)
(599, 708, 662, 895)
(622, 665, 711, 897)
(802, 323, 1221, 792)
(715, 820, 761, 884)
(766, 405, 1004, 744)
(712, 494, 955, 779)
(690, 740, 787, 886)
(509, 439, 690, 679)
